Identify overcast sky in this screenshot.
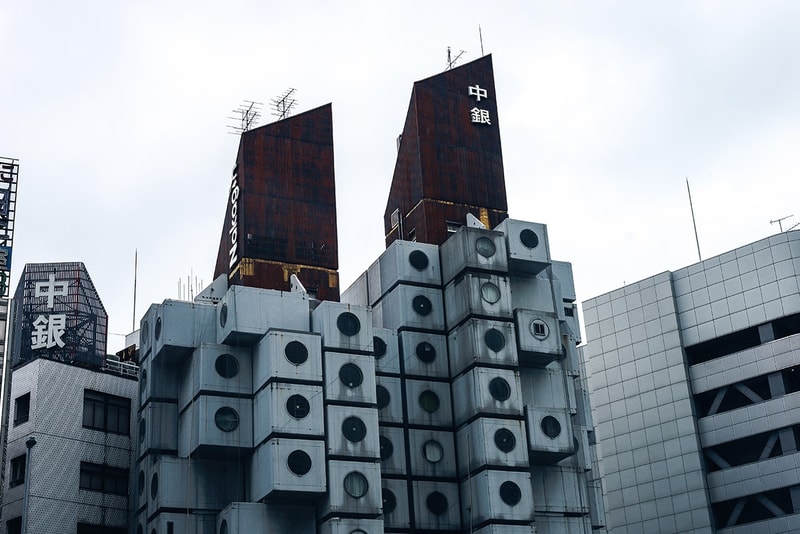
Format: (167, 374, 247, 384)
(2, 2, 799, 353)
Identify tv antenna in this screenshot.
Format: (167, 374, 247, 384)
(227, 100, 263, 134)
(271, 88, 297, 120)
(447, 47, 466, 70)
(770, 214, 798, 232)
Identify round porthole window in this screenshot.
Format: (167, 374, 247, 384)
(219, 304, 228, 327)
(416, 341, 436, 363)
(422, 439, 444, 463)
(343, 471, 369, 499)
(350, 531, 367, 534)
(484, 328, 505, 352)
(382, 488, 397, 514)
(219, 520, 227, 534)
(284, 340, 308, 365)
(214, 407, 240, 432)
(154, 317, 162, 341)
(150, 472, 158, 500)
(494, 428, 516, 453)
(342, 416, 367, 442)
(286, 394, 310, 419)
(215, 354, 239, 378)
(376, 385, 391, 409)
(411, 295, 432, 316)
(339, 363, 363, 388)
(541, 415, 562, 439)
(480, 282, 501, 304)
(499, 480, 522, 506)
(139, 417, 146, 443)
(488, 377, 511, 401)
(337, 312, 361, 336)
(142, 319, 149, 343)
(138, 470, 144, 496)
(408, 250, 429, 271)
(140, 368, 147, 398)
(530, 319, 549, 340)
(287, 450, 312, 476)
(475, 237, 496, 258)
(373, 336, 387, 359)
(418, 390, 440, 414)
(379, 436, 394, 460)
(519, 228, 539, 249)
(426, 491, 448, 516)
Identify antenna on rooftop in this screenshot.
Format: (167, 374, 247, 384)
(686, 178, 702, 261)
(271, 88, 297, 120)
(227, 100, 263, 134)
(447, 47, 466, 70)
(770, 214, 797, 232)
(479, 25, 485, 56)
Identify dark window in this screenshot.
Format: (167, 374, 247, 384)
(214, 354, 239, 378)
(214, 407, 239, 432)
(382, 488, 397, 514)
(408, 250, 429, 271)
(494, 428, 516, 453)
(342, 416, 367, 442)
(541, 416, 562, 439)
(484, 328, 505, 352)
(373, 336, 387, 359)
(6, 518, 21, 534)
(337, 312, 361, 336)
(343, 471, 368, 498)
(285, 341, 309, 365)
(416, 341, 436, 363)
(286, 395, 310, 419)
(9, 454, 25, 487)
(475, 237, 496, 258)
(379, 436, 393, 460)
(287, 450, 312, 476)
(684, 326, 761, 365)
(79, 462, 128, 496)
(339, 363, 363, 388)
(14, 393, 30, 426)
(418, 390, 440, 413)
(150, 472, 158, 499)
(167, 523, 174, 534)
(83, 390, 131, 435)
(519, 229, 539, 248)
(499, 481, 522, 506)
(77, 523, 127, 534)
(376, 385, 390, 409)
(489, 377, 511, 401)
(411, 295, 432, 316)
(426, 491, 448, 515)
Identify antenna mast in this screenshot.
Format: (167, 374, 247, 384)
(270, 88, 298, 120)
(479, 25, 485, 56)
(132, 249, 138, 332)
(446, 46, 466, 70)
(770, 214, 797, 232)
(227, 100, 263, 135)
(686, 178, 702, 261)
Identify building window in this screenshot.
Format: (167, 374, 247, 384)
(14, 393, 30, 426)
(77, 523, 127, 534)
(79, 462, 129, 496)
(6, 517, 21, 534)
(9, 454, 25, 487)
(83, 390, 131, 435)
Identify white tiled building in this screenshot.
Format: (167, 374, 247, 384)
(583, 231, 800, 533)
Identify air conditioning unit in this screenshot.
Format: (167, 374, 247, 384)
(217, 502, 316, 534)
(494, 219, 550, 275)
(407, 428, 457, 479)
(217, 285, 310, 346)
(325, 404, 380, 460)
(398, 330, 449, 379)
(318, 518, 384, 534)
(514, 309, 562, 367)
(444, 272, 513, 329)
(460, 470, 535, 527)
(139, 356, 178, 408)
(367, 240, 442, 305)
(319, 460, 382, 518)
(455, 418, 529, 476)
(311, 301, 373, 354)
(372, 327, 400, 375)
(518, 367, 572, 411)
(404, 378, 453, 428)
(447, 318, 518, 377)
(378, 426, 406, 475)
(146, 512, 216, 534)
(375, 376, 403, 424)
(253, 330, 322, 390)
(525, 407, 576, 464)
(178, 395, 253, 456)
(508, 274, 560, 316)
(137, 401, 178, 459)
(323, 352, 376, 406)
(531, 465, 589, 515)
(440, 226, 508, 286)
(179, 344, 252, 411)
(152, 300, 217, 364)
(371, 285, 445, 332)
(147, 456, 243, 517)
(381, 477, 411, 529)
(250, 438, 326, 501)
(253, 383, 324, 444)
(451, 368, 523, 428)
(411, 480, 462, 531)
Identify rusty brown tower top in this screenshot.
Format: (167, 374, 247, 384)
(383, 54, 508, 247)
(214, 104, 340, 301)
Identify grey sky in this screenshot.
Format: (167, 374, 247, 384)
(2, 2, 799, 352)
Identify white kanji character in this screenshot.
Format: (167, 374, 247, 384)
(30, 313, 66, 350)
(49, 314, 66, 348)
(31, 315, 50, 349)
(35, 274, 68, 309)
(470, 107, 491, 125)
(468, 85, 488, 102)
